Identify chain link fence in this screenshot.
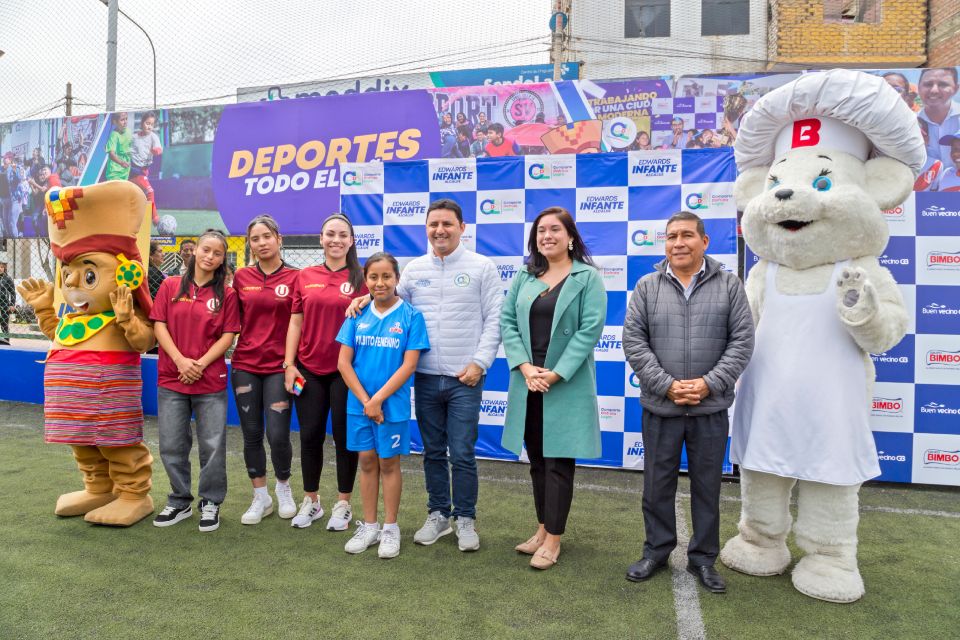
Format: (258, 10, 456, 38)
(1, 234, 326, 345)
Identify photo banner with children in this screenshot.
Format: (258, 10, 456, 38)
(3, 68, 957, 239)
(339, 150, 740, 472)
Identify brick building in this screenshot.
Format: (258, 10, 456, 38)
(767, 0, 928, 69)
(928, 0, 960, 66)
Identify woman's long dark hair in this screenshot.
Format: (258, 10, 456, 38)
(525, 207, 595, 277)
(175, 228, 229, 311)
(321, 213, 364, 293)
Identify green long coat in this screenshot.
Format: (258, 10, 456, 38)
(500, 261, 607, 459)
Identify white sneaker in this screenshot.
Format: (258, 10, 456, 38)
(290, 497, 324, 528)
(326, 500, 352, 531)
(456, 517, 480, 551)
(378, 527, 401, 559)
(240, 493, 274, 525)
(275, 482, 296, 519)
(344, 521, 381, 554)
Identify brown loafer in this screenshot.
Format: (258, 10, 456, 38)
(515, 535, 544, 555)
(530, 545, 560, 570)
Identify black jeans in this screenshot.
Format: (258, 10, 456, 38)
(524, 391, 576, 535)
(640, 409, 729, 567)
(293, 365, 358, 495)
(231, 369, 293, 481)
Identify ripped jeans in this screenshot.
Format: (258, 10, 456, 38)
(231, 369, 293, 481)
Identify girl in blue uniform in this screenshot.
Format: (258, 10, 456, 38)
(336, 252, 429, 558)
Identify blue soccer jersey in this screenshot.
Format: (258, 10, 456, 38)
(336, 298, 430, 422)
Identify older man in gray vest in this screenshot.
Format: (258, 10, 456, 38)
(622, 211, 754, 594)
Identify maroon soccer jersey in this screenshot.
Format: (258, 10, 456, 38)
(290, 264, 367, 375)
(231, 263, 299, 375)
(150, 276, 241, 394)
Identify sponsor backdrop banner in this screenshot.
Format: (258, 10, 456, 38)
(236, 63, 582, 102)
(340, 150, 739, 472)
(745, 189, 960, 487)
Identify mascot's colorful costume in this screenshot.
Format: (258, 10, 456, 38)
(719, 70, 925, 603)
(19, 180, 156, 526)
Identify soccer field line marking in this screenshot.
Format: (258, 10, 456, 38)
(671, 498, 707, 640)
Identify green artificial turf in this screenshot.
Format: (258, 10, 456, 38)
(1, 401, 958, 640)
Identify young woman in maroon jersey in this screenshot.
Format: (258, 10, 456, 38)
(283, 213, 368, 530)
(150, 229, 240, 532)
(231, 215, 300, 525)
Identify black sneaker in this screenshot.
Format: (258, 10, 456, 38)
(198, 500, 220, 532)
(153, 504, 193, 528)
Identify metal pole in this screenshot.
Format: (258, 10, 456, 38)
(65, 82, 72, 116)
(100, 1, 157, 109)
(106, 0, 118, 112)
(551, 1, 571, 81)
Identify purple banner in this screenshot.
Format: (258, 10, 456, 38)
(211, 90, 441, 235)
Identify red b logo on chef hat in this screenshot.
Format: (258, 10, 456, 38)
(791, 119, 821, 148)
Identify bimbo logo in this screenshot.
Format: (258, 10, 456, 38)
(528, 163, 549, 180)
(883, 205, 905, 219)
(342, 171, 362, 187)
(871, 397, 903, 416)
(685, 193, 707, 210)
(791, 118, 821, 148)
(479, 199, 501, 215)
(926, 349, 960, 369)
(927, 250, 960, 269)
(923, 449, 960, 468)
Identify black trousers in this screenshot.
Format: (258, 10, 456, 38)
(231, 369, 293, 481)
(641, 408, 729, 567)
(524, 392, 576, 535)
(0, 311, 8, 345)
(294, 365, 358, 495)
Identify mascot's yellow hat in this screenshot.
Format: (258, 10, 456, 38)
(45, 180, 153, 313)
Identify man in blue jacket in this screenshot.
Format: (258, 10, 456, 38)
(622, 211, 754, 594)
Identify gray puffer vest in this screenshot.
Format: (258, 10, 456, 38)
(622, 255, 754, 417)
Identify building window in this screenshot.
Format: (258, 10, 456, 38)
(625, 0, 670, 38)
(823, 0, 881, 23)
(702, 0, 750, 36)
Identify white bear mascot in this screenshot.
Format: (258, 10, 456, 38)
(719, 69, 926, 603)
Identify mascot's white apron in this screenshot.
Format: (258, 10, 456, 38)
(731, 261, 880, 485)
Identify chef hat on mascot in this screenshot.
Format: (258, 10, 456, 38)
(45, 180, 153, 314)
(734, 69, 926, 177)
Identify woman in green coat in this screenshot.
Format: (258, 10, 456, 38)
(500, 206, 607, 570)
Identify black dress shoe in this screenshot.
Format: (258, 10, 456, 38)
(626, 558, 666, 582)
(687, 564, 727, 593)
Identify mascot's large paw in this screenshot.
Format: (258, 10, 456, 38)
(84, 495, 154, 527)
(836, 267, 878, 325)
(720, 534, 791, 576)
(791, 553, 865, 603)
(55, 490, 117, 517)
